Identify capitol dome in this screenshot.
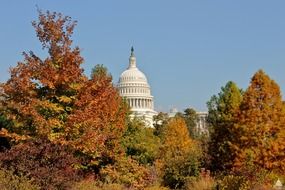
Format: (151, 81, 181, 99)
(119, 67, 148, 84)
(118, 47, 157, 127)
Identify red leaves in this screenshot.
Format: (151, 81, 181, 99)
(0, 137, 81, 190)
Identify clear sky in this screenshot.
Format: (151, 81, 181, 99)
(0, 1, 284, 112)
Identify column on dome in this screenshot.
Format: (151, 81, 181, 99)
(137, 98, 139, 108)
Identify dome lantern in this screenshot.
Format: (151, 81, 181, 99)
(128, 46, 137, 69)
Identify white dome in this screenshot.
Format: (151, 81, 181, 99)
(119, 67, 148, 84)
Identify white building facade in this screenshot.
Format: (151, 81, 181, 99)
(195, 112, 208, 135)
(168, 108, 208, 135)
(118, 47, 157, 127)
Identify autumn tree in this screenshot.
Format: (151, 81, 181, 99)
(207, 81, 243, 172)
(64, 64, 128, 170)
(231, 70, 285, 173)
(0, 10, 128, 176)
(0, 10, 85, 142)
(157, 117, 201, 189)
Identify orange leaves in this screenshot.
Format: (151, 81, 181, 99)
(232, 70, 285, 173)
(64, 75, 128, 162)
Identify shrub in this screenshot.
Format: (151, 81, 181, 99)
(72, 179, 125, 190)
(144, 185, 170, 190)
(217, 175, 249, 190)
(0, 137, 81, 190)
(0, 168, 39, 190)
(100, 156, 152, 189)
(185, 169, 216, 190)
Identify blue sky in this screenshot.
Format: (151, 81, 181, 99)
(0, 1, 284, 112)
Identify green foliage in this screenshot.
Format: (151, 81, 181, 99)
(153, 112, 169, 137)
(207, 81, 242, 172)
(122, 118, 160, 165)
(183, 108, 199, 138)
(91, 64, 112, 80)
(0, 168, 39, 190)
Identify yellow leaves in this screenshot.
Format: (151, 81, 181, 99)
(57, 95, 73, 104)
(38, 100, 64, 113)
(69, 82, 83, 91)
(48, 132, 62, 142)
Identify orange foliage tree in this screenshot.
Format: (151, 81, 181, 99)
(0, 11, 85, 141)
(231, 70, 285, 173)
(64, 65, 128, 167)
(0, 11, 128, 170)
(157, 117, 201, 189)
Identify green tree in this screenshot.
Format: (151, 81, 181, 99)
(153, 112, 169, 137)
(232, 70, 285, 173)
(183, 108, 198, 138)
(122, 118, 160, 165)
(91, 64, 111, 79)
(207, 81, 243, 172)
